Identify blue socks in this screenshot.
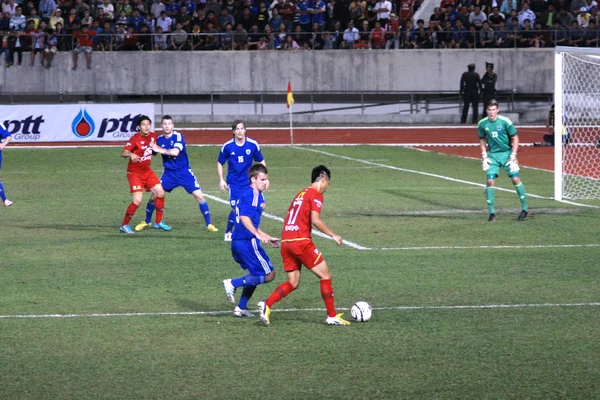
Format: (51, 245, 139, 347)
(231, 274, 265, 288)
(0, 181, 6, 202)
(145, 200, 155, 223)
(199, 201, 211, 225)
(238, 286, 256, 310)
(226, 209, 235, 233)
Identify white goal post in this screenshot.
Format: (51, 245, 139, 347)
(554, 46, 600, 201)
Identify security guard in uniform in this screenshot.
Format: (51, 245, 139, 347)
(481, 62, 498, 118)
(460, 63, 482, 124)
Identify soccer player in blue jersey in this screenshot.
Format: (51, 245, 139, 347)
(135, 115, 219, 232)
(0, 122, 13, 207)
(222, 164, 279, 317)
(217, 120, 266, 241)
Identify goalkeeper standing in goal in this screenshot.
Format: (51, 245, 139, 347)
(479, 99, 528, 222)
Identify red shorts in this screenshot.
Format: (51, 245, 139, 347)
(127, 170, 161, 193)
(280, 240, 325, 272)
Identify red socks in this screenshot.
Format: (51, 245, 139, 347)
(320, 279, 337, 318)
(122, 202, 139, 226)
(155, 196, 164, 224)
(266, 281, 294, 308)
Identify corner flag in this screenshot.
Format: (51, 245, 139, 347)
(286, 81, 294, 109)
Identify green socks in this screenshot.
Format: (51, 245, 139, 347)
(486, 186, 495, 214)
(515, 183, 528, 211)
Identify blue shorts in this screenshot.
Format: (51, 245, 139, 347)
(228, 184, 247, 208)
(0, 151, 3, 170)
(231, 238, 274, 276)
(161, 168, 201, 194)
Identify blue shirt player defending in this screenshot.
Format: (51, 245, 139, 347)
(217, 120, 266, 241)
(222, 164, 279, 317)
(0, 122, 13, 207)
(135, 115, 219, 233)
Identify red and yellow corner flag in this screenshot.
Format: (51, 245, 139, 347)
(286, 81, 295, 109)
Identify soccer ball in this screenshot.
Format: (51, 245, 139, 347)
(351, 301, 372, 322)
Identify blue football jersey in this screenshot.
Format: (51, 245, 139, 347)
(232, 186, 265, 240)
(157, 131, 190, 171)
(217, 138, 264, 187)
(0, 122, 11, 155)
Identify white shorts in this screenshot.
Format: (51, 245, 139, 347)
(75, 46, 92, 53)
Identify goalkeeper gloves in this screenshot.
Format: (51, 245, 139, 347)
(481, 152, 491, 172)
(505, 152, 520, 172)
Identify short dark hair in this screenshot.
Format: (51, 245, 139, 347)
(232, 119, 245, 131)
(162, 115, 173, 121)
(249, 163, 268, 179)
(487, 99, 499, 108)
(311, 165, 331, 183)
(136, 115, 152, 130)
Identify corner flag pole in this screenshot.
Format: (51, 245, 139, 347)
(287, 81, 295, 146)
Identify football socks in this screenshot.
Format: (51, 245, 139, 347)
(485, 186, 495, 215)
(145, 200, 155, 224)
(226, 210, 235, 233)
(199, 201, 212, 225)
(0, 181, 6, 202)
(231, 274, 265, 288)
(122, 202, 140, 226)
(515, 183, 528, 211)
(266, 281, 294, 309)
(238, 286, 256, 310)
(155, 197, 165, 224)
(320, 279, 337, 318)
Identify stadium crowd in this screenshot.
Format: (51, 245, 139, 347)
(1, 0, 599, 65)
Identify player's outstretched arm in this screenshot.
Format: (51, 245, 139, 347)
(311, 210, 343, 246)
(151, 142, 180, 157)
(0, 135, 11, 150)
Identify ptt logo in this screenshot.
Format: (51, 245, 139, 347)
(71, 110, 142, 139)
(72, 109, 96, 138)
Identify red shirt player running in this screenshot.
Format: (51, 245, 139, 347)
(258, 165, 350, 326)
(119, 115, 169, 234)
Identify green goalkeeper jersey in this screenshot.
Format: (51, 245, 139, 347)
(477, 115, 517, 153)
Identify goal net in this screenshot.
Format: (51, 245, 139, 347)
(554, 47, 600, 201)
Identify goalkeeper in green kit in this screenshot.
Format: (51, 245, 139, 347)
(478, 99, 528, 222)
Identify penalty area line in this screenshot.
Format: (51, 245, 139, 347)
(2, 302, 598, 319)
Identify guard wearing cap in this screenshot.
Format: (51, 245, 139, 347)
(460, 63, 482, 124)
(481, 62, 498, 118)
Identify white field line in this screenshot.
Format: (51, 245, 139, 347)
(379, 244, 600, 251)
(202, 193, 370, 250)
(295, 147, 600, 209)
(1, 301, 598, 319)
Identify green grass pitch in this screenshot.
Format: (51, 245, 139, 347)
(1, 145, 599, 399)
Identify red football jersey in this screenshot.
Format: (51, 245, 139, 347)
(123, 132, 156, 174)
(281, 187, 324, 241)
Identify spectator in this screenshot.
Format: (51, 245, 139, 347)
(449, 18, 467, 48)
(72, 23, 95, 69)
(121, 25, 138, 49)
(480, 20, 495, 47)
(384, 12, 400, 49)
(203, 10, 220, 31)
(153, 25, 168, 49)
(7, 29, 24, 66)
(183, 0, 196, 15)
(430, 7, 445, 24)
(157, 10, 172, 32)
(165, 0, 180, 19)
(65, 8, 81, 28)
(311, 0, 327, 28)
(577, 6, 591, 27)
(519, 18, 534, 47)
(74, 0, 90, 18)
(349, 0, 363, 25)
(275, 20, 286, 42)
(457, 6, 470, 27)
(116, 10, 129, 25)
(169, 22, 190, 49)
(205, 0, 222, 15)
(23, 19, 36, 49)
(176, 6, 192, 31)
(488, 7, 505, 30)
(571, 0, 588, 15)
(100, 21, 114, 50)
(532, 22, 548, 47)
(9, 6, 26, 30)
(529, 0, 547, 20)
(355, 19, 370, 48)
(232, 23, 247, 49)
(518, 2, 536, 27)
(268, 7, 282, 31)
(49, 8, 64, 30)
(469, 5, 487, 30)
(437, 20, 453, 48)
(279, 0, 295, 31)
(28, 8, 41, 30)
(218, 8, 235, 31)
(584, 18, 599, 46)
(151, 0, 166, 19)
(44, 28, 58, 67)
(500, 0, 517, 17)
(549, 19, 568, 45)
(30, 20, 46, 66)
(55, 22, 67, 50)
(221, 22, 234, 49)
(494, 20, 507, 47)
(246, 23, 262, 49)
(130, 8, 146, 31)
(38, 0, 57, 20)
(556, 7, 575, 28)
(201, 20, 220, 49)
(144, 12, 156, 32)
(369, 20, 385, 48)
(541, 4, 558, 29)
(568, 19, 585, 45)
(297, 0, 311, 31)
(237, 7, 255, 30)
(3, 0, 18, 16)
(283, 33, 299, 48)
(341, 19, 358, 48)
(99, 0, 115, 20)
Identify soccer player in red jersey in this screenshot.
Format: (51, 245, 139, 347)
(119, 115, 169, 234)
(258, 165, 350, 326)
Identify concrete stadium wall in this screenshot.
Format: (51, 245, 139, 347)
(0, 48, 553, 95)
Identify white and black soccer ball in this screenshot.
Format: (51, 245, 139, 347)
(351, 301, 372, 322)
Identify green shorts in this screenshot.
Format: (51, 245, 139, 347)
(486, 151, 519, 179)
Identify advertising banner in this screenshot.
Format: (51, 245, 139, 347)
(0, 104, 155, 142)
